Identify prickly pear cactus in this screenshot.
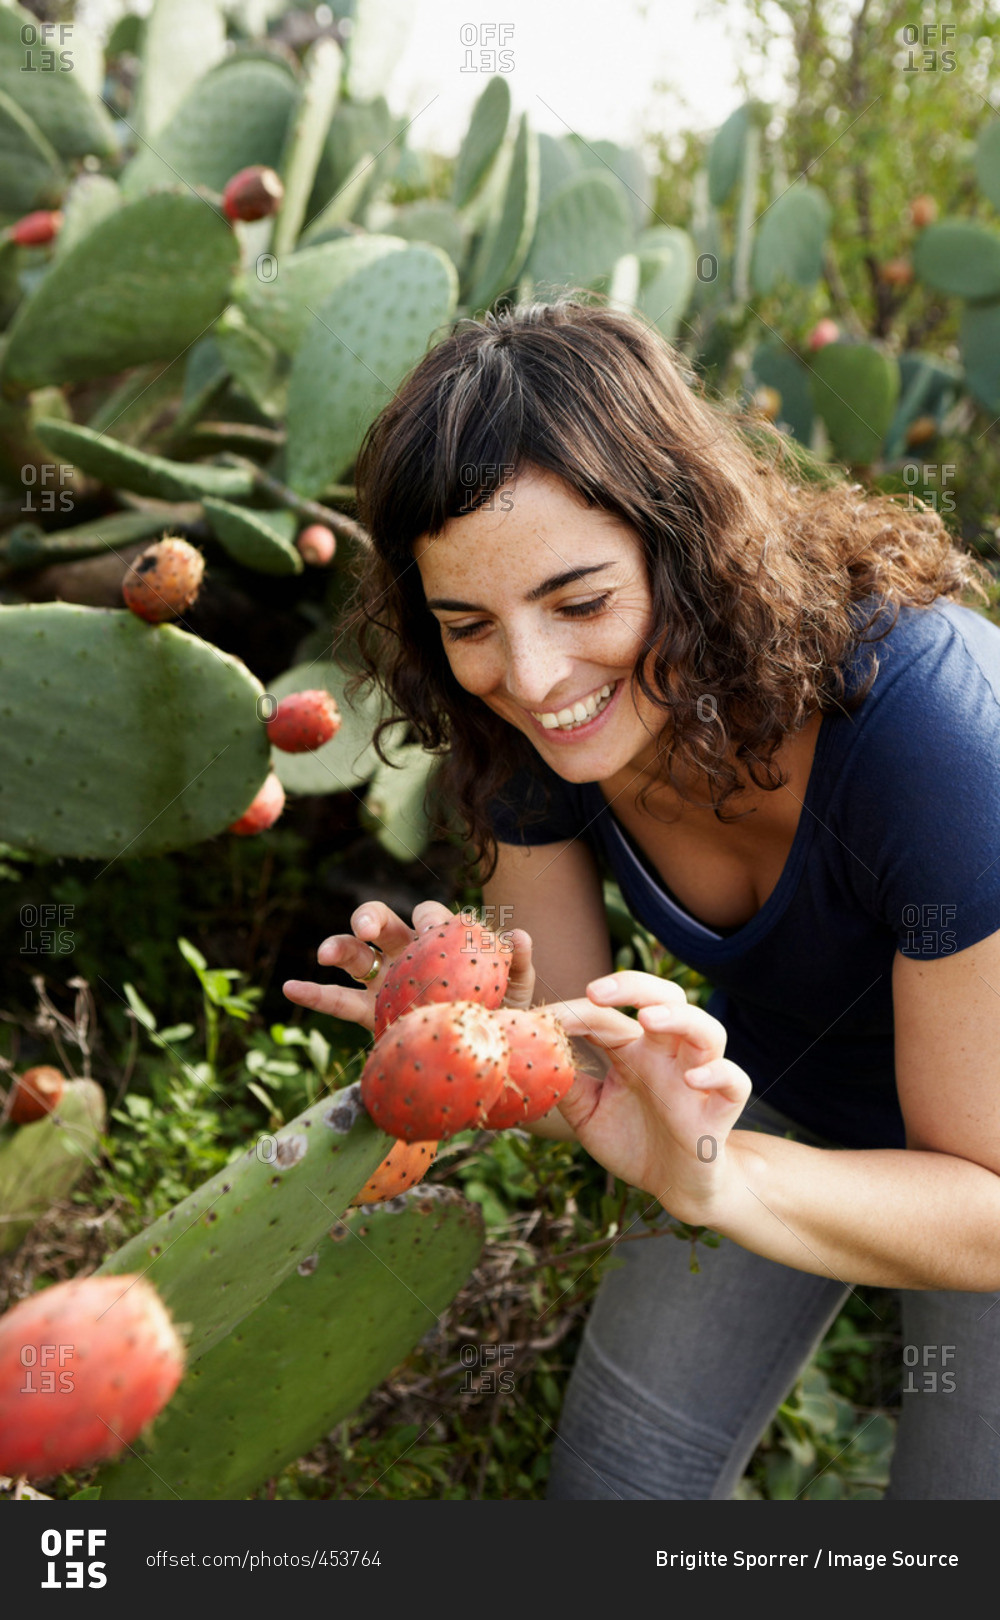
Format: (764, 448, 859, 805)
(95, 1185, 484, 1499)
(0, 603, 270, 859)
(96, 1083, 392, 1363)
(0, 1080, 106, 1256)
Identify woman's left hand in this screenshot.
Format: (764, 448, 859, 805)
(551, 970, 753, 1224)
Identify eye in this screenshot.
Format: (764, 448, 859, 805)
(442, 593, 612, 642)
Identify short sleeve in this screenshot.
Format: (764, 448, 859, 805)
(845, 608, 1000, 959)
(486, 760, 583, 846)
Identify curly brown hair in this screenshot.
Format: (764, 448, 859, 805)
(343, 295, 992, 884)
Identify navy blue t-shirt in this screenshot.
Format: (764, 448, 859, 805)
(486, 595, 1000, 1150)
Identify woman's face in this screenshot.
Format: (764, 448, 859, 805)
(413, 465, 669, 786)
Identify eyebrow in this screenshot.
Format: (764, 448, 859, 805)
(425, 563, 613, 613)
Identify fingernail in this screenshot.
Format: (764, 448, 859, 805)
(589, 977, 616, 997)
(687, 1064, 711, 1082)
(357, 912, 372, 931)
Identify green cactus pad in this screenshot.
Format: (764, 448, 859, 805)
(751, 183, 831, 294)
(747, 340, 815, 443)
(346, 0, 415, 103)
(466, 112, 540, 313)
(0, 508, 188, 571)
(809, 342, 899, 466)
(0, 88, 65, 216)
(708, 104, 751, 208)
(271, 37, 342, 259)
(33, 419, 254, 502)
(974, 120, 1000, 213)
(306, 96, 392, 223)
(1, 191, 239, 393)
(122, 58, 299, 198)
(202, 498, 303, 575)
(363, 741, 441, 864)
(0, 1079, 106, 1256)
(0, 4, 117, 161)
(95, 1185, 484, 1499)
(298, 152, 375, 244)
(566, 136, 653, 236)
(53, 173, 122, 260)
(213, 306, 289, 420)
(883, 352, 961, 459)
(378, 200, 468, 270)
(960, 301, 1000, 413)
(130, 0, 228, 143)
(537, 133, 582, 212)
(0, 603, 270, 858)
(452, 74, 511, 209)
(97, 1083, 391, 1364)
(636, 227, 696, 342)
(235, 235, 406, 356)
(267, 660, 394, 793)
(285, 243, 458, 495)
(524, 168, 632, 298)
(912, 220, 1000, 302)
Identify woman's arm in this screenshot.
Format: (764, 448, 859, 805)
(553, 931, 1000, 1292)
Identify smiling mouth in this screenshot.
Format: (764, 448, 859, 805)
(529, 681, 618, 731)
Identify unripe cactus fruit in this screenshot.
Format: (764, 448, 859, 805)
(374, 915, 512, 1040)
(349, 1138, 438, 1205)
(7, 209, 63, 247)
(5, 1065, 65, 1125)
(752, 385, 782, 422)
(361, 1000, 509, 1142)
(0, 1275, 185, 1479)
(228, 771, 285, 835)
(483, 1007, 576, 1129)
(905, 415, 938, 448)
(222, 165, 284, 223)
(808, 318, 840, 352)
(266, 689, 341, 753)
(296, 524, 337, 566)
(909, 194, 937, 229)
(878, 257, 913, 286)
(122, 536, 205, 623)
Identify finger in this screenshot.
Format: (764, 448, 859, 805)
(412, 900, 458, 935)
(684, 1058, 751, 1109)
(282, 978, 375, 1032)
(636, 1000, 726, 1057)
(545, 995, 642, 1049)
(317, 903, 414, 965)
(501, 928, 535, 1009)
(554, 1064, 605, 1137)
(313, 934, 385, 983)
(587, 970, 688, 1011)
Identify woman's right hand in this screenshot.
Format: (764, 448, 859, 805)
(282, 901, 536, 1033)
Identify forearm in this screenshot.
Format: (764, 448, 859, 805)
(695, 1131, 1000, 1291)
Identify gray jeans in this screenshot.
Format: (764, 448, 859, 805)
(546, 1093, 1000, 1500)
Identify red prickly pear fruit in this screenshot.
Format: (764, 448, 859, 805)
(0, 1274, 185, 1479)
(7, 209, 63, 247)
(349, 1138, 438, 1205)
(483, 1007, 576, 1130)
(878, 257, 913, 287)
(228, 771, 285, 835)
(808, 318, 840, 352)
(265, 689, 341, 753)
(374, 914, 513, 1040)
(360, 1000, 509, 1142)
(909, 194, 937, 229)
(122, 536, 205, 623)
(6, 1065, 65, 1125)
(222, 165, 284, 223)
(296, 524, 337, 566)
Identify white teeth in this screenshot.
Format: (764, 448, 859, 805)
(532, 682, 616, 732)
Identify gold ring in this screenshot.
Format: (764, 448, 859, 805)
(352, 945, 382, 984)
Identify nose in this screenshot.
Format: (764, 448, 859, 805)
(501, 626, 576, 711)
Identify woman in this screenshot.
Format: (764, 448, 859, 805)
(283, 297, 1000, 1500)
